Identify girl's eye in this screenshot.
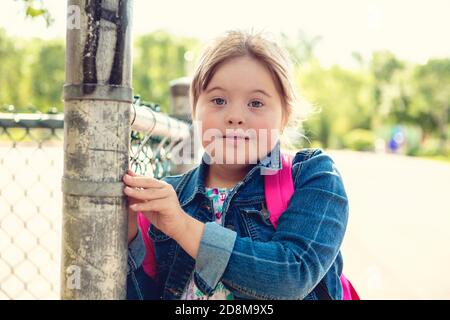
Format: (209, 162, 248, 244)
(249, 100, 264, 108)
(212, 98, 226, 106)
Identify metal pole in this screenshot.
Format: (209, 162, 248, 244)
(131, 103, 191, 141)
(61, 0, 133, 299)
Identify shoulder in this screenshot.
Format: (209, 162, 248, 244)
(291, 147, 324, 163)
(291, 148, 337, 172)
(290, 148, 347, 198)
(160, 165, 198, 192)
(160, 173, 185, 190)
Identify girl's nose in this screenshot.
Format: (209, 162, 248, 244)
(225, 110, 245, 125)
(224, 102, 246, 126)
(228, 118, 243, 125)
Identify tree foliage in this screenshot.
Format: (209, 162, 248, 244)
(1, 14, 449, 156)
(15, 0, 53, 26)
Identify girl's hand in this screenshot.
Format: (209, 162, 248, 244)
(125, 170, 140, 244)
(123, 169, 188, 240)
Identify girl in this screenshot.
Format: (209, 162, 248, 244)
(124, 30, 349, 300)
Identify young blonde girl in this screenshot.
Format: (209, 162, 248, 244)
(124, 30, 349, 300)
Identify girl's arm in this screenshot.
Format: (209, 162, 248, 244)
(172, 215, 205, 259)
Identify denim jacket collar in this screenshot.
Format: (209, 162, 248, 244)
(177, 141, 282, 207)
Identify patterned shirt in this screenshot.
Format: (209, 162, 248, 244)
(181, 187, 234, 300)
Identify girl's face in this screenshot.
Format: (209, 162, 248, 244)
(194, 56, 285, 166)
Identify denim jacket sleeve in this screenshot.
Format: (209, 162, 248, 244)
(127, 228, 146, 274)
(194, 149, 349, 299)
(194, 222, 237, 294)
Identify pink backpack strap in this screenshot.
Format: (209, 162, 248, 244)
(264, 152, 359, 300)
(137, 212, 157, 279)
(340, 274, 360, 300)
(264, 153, 294, 228)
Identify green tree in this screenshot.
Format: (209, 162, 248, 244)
(14, 0, 53, 26)
(368, 51, 405, 129)
(410, 59, 450, 149)
(298, 61, 375, 148)
(280, 30, 322, 66)
(29, 40, 65, 111)
(0, 29, 30, 110)
(133, 31, 199, 112)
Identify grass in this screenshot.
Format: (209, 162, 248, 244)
(422, 155, 450, 164)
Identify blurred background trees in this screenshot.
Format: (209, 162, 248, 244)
(14, 0, 53, 26)
(1, 2, 449, 160)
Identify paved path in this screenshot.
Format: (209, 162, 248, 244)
(326, 150, 450, 299)
(2, 145, 450, 299)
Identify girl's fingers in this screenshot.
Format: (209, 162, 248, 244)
(131, 198, 166, 212)
(124, 186, 168, 201)
(128, 197, 149, 210)
(123, 173, 164, 189)
(128, 196, 141, 205)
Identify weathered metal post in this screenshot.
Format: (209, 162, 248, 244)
(169, 77, 192, 123)
(61, 0, 133, 299)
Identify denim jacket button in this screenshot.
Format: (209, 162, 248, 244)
(261, 202, 271, 220)
(168, 287, 181, 297)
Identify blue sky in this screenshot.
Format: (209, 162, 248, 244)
(1, 0, 449, 67)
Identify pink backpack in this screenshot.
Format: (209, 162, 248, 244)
(264, 152, 360, 300)
(137, 212, 157, 279)
(138, 152, 360, 299)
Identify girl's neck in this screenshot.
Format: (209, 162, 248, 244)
(205, 163, 252, 189)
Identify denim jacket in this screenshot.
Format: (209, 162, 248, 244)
(126, 143, 349, 300)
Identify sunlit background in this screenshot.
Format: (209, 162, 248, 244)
(0, 0, 449, 300)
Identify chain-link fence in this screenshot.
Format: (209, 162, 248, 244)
(0, 101, 193, 299)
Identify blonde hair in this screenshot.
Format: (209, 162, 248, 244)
(190, 29, 311, 149)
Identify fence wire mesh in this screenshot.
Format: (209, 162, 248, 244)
(0, 106, 190, 299)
